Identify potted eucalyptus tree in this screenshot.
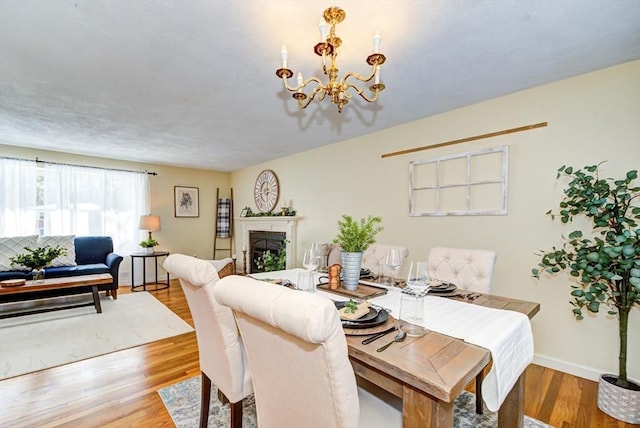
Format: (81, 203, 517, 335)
(532, 163, 639, 424)
(333, 215, 383, 290)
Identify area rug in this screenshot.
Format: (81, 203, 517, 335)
(159, 375, 553, 428)
(0, 292, 193, 380)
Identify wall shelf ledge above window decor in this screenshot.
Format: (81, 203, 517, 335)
(409, 146, 509, 216)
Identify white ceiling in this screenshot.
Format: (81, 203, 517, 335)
(1, 1, 639, 172)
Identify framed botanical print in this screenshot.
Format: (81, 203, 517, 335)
(174, 186, 199, 217)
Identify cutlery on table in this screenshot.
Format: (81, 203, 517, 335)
(361, 327, 396, 345)
(376, 331, 407, 352)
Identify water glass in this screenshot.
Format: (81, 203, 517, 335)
(297, 270, 315, 292)
(406, 261, 430, 290)
(398, 290, 428, 337)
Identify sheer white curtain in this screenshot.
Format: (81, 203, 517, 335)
(1, 158, 149, 256)
(0, 158, 39, 236)
(42, 163, 149, 255)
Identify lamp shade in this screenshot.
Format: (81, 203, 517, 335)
(139, 215, 161, 231)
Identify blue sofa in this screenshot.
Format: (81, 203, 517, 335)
(0, 236, 123, 299)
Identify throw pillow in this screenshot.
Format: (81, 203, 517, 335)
(37, 235, 77, 267)
(0, 235, 39, 271)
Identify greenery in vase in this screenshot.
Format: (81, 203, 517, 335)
(532, 163, 639, 389)
(333, 215, 383, 253)
(139, 238, 159, 248)
(10, 245, 68, 270)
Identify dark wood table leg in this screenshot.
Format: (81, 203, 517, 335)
(498, 372, 525, 428)
(91, 285, 102, 313)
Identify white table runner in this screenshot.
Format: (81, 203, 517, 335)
(369, 292, 534, 412)
(248, 270, 534, 412)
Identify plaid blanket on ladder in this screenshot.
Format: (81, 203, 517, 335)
(216, 198, 231, 238)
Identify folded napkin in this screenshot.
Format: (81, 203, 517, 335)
(369, 293, 534, 412)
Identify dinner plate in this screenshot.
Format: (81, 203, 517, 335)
(428, 283, 457, 293)
(334, 302, 390, 328)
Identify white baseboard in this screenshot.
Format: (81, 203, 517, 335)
(533, 354, 604, 382)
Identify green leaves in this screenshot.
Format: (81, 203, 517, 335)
(532, 162, 639, 385)
(10, 245, 68, 270)
(333, 215, 383, 253)
(344, 299, 359, 314)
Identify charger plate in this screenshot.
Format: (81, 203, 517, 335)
(343, 316, 396, 336)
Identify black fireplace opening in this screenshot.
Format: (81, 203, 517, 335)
(249, 231, 287, 273)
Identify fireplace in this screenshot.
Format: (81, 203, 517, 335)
(238, 216, 298, 274)
(249, 231, 286, 272)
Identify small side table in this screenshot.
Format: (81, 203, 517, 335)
(131, 251, 170, 292)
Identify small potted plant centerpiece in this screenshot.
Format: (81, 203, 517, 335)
(333, 215, 383, 290)
(532, 163, 639, 424)
(10, 245, 68, 283)
(139, 238, 159, 254)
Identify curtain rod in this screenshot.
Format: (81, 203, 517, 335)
(1, 156, 158, 176)
(381, 121, 548, 159)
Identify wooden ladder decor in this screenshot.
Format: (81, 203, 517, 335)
(213, 187, 234, 259)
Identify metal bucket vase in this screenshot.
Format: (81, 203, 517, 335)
(597, 374, 640, 424)
(341, 252, 363, 291)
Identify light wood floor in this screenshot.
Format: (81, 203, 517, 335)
(0, 281, 634, 427)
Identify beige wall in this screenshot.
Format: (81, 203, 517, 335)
(230, 60, 640, 382)
(0, 145, 231, 281)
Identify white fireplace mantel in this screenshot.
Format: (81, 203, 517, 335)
(238, 216, 299, 273)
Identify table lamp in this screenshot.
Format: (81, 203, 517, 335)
(139, 214, 161, 241)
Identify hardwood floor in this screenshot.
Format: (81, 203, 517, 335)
(0, 280, 634, 427)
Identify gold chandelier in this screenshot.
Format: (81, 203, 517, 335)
(275, 6, 386, 114)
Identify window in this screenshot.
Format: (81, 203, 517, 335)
(409, 146, 508, 216)
(0, 157, 150, 254)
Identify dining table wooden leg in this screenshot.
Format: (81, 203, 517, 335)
(498, 371, 525, 428)
(403, 385, 454, 428)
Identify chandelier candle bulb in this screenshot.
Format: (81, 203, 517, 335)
(319, 19, 328, 41)
(374, 31, 381, 53)
(297, 72, 304, 88)
(281, 45, 288, 68)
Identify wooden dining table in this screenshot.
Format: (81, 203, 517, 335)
(346, 292, 540, 428)
(249, 269, 540, 428)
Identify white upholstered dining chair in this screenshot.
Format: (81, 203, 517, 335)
(163, 254, 252, 428)
(361, 243, 409, 278)
(427, 246, 497, 414)
(427, 247, 497, 294)
(213, 275, 402, 428)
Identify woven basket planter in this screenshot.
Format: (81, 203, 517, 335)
(597, 374, 640, 424)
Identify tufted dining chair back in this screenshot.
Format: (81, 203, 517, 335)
(163, 254, 252, 428)
(361, 244, 409, 277)
(427, 247, 497, 294)
(214, 275, 401, 428)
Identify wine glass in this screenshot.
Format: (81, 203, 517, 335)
(302, 248, 319, 271)
(406, 261, 430, 291)
(384, 249, 402, 290)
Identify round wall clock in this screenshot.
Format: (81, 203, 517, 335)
(254, 169, 280, 213)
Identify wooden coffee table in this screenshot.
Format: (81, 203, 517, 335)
(0, 273, 113, 319)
